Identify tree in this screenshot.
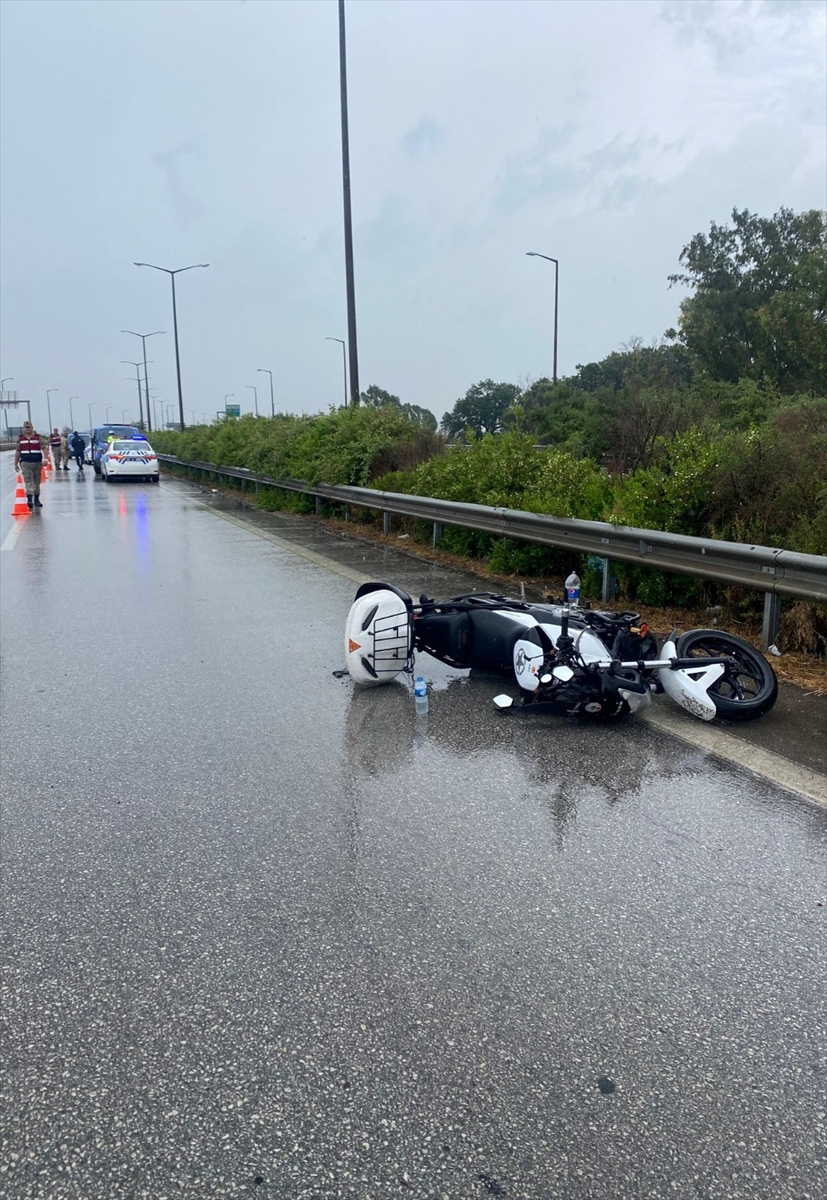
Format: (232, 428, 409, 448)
(359, 385, 437, 431)
(441, 379, 522, 439)
(668, 207, 827, 393)
(400, 403, 437, 432)
(360, 384, 402, 408)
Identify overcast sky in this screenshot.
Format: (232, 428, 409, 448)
(1, 0, 824, 431)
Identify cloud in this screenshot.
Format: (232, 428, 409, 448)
(401, 117, 444, 160)
(152, 139, 205, 225)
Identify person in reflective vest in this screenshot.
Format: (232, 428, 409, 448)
(14, 421, 44, 508)
(49, 428, 62, 469)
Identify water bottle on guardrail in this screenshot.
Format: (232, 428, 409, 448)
(565, 571, 581, 608)
(414, 676, 429, 715)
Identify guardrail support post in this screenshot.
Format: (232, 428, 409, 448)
(602, 558, 616, 603)
(343, 504, 350, 523)
(315, 496, 322, 516)
(433, 520, 443, 547)
(383, 511, 392, 535)
(762, 592, 781, 650)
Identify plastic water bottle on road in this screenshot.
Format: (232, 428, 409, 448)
(414, 676, 429, 715)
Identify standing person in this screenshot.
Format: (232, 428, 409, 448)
(49, 427, 62, 469)
(59, 431, 70, 469)
(69, 431, 85, 472)
(14, 420, 44, 508)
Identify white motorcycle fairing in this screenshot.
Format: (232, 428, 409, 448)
(512, 628, 652, 714)
(345, 587, 413, 686)
(657, 638, 724, 721)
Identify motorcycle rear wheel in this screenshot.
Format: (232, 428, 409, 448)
(675, 629, 778, 721)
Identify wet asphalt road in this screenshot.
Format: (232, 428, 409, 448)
(1, 455, 825, 1200)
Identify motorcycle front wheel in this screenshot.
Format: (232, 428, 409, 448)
(675, 629, 778, 721)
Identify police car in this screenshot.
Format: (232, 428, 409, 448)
(100, 436, 160, 483)
(91, 424, 142, 473)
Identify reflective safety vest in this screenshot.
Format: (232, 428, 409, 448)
(17, 433, 43, 461)
(50, 434, 62, 447)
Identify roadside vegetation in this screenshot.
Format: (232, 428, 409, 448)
(152, 207, 827, 655)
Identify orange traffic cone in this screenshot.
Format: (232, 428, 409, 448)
(43, 456, 52, 473)
(11, 473, 31, 516)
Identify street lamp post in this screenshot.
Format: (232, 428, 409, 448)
(526, 251, 559, 384)
(337, 0, 360, 406)
(46, 388, 57, 431)
(88, 403, 95, 434)
(246, 385, 258, 416)
(325, 338, 348, 408)
(69, 397, 78, 429)
(121, 361, 148, 427)
(166, 404, 174, 427)
(257, 368, 275, 417)
(120, 330, 165, 432)
(105, 407, 113, 422)
(133, 262, 209, 431)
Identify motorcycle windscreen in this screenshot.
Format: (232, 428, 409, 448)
(345, 589, 414, 686)
(657, 639, 723, 721)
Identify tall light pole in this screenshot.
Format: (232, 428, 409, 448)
(105, 406, 113, 422)
(246, 384, 258, 416)
(166, 404, 174, 427)
(526, 251, 559, 384)
(121, 329, 164, 432)
(88, 403, 95, 434)
(133, 262, 209, 430)
(337, 0, 360, 406)
(121, 361, 148, 427)
(325, 338, 348, 408)
(46, 388, 57, 431)
(69, 397, 78, 429)
(257, 368, 275, 417)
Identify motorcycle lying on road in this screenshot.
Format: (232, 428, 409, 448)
(343, 582, 779, 723)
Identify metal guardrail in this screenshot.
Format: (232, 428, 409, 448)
(158, 454, 827, 646)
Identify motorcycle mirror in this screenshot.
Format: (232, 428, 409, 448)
(492, 694, 514, 709)
(552, 665, 574, 682)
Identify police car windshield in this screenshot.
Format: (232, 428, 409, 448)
(110, 440, 146, 451)
(99, 426, 137, 440)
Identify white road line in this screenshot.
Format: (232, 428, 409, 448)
(642, 706, 827, 808)
(199, 496, 827, 808)
(1, 521, 24, 552)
